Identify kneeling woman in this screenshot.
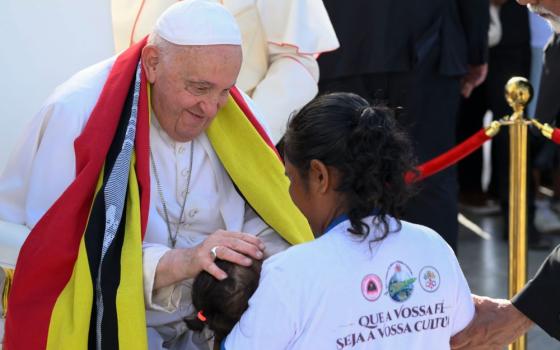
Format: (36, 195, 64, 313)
(199, 92, 474, 349)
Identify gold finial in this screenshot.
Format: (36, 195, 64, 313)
(505, 77, 533, 118)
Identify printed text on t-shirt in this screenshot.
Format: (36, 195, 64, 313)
(336, 301, 449, 349)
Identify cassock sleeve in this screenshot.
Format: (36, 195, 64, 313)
(142, 242, 189, 313)
(250, 46, 319, 144)
(512, 245, 560, 340)
(249, 0, 339, 143)
(0, 57, 112, 266)
(0, 102, 82, 227)
(0, 99, 88, 267)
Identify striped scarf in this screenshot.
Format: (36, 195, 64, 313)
(4, 38, 312, 349)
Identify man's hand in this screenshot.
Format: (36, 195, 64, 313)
(451, 295, 534, 349)
(461, 64, 488, 98)
(154, 230, 265, 289)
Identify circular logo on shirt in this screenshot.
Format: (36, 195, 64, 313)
(419, 266, 441, 293)
(386, 261, 416, 302)
(361, 274, 382, 302)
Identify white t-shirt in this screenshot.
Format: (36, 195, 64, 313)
(224, 217, 474, 350)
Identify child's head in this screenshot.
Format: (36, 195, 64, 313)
(186, 259, 262, 343)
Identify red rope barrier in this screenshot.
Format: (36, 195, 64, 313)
(552, 128, 560, 144)
(406, 128, 492, 183)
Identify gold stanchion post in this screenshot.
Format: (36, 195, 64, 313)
(505, 77, 532, 350)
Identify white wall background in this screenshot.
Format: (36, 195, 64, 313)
(0, 0, 115, 171)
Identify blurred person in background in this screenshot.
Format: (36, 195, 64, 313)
(456, 0, 553, 249)
(532, 31, 560, 233)
(455, 1, 504, 215)
(451, 0, 560, 346)
(317, 0, 489, 251)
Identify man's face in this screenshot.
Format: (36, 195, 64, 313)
(144, 44, 242, 142)
(518, 0, 560, 32)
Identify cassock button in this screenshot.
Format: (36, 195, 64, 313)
(189, 208, 199, 218)
(181, 168, 190, 176)
(178, 146, 185, 154)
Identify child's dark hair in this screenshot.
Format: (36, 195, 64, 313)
(283, 92, 417, 241)
(185, 259, 262, 344)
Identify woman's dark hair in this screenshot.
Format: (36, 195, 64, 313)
(185, 259, 262, 344)
(283, 92, 417, 240)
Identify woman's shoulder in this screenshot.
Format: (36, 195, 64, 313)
(393, 220, 455, 252)
(264, 239, 317, 266)
(261, 236, 332, 276)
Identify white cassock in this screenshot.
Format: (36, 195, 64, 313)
(0, 56, 290, 349)
(111, 0, 340, 143)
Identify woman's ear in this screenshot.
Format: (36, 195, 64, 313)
(309, 159, 330, 194)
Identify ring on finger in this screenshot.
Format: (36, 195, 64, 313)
(210, 246, 220, 260)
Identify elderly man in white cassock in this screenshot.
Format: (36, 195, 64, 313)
(111, 0, 339, 144)
(0, 1, 312, 349)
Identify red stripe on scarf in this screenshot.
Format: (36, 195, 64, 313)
(230, 87, 281, 160)
(4, 38, 150, 349)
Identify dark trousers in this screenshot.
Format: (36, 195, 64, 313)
(458, 46, 531, 195)
(319, 58, 462, 250)
(456, 46, 540, 240)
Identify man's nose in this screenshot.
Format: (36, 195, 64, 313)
(199, 95, 220, 118)
(201, 91, 230, 117)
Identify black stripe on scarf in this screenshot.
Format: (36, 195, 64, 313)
(84, 79, 136, 350)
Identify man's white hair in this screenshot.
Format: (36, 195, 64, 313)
(146, 32, 187, 65)
(147, 32, 176, 56)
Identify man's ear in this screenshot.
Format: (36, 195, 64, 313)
(309, 159, 330, 194)
(141, 45, 160, 84)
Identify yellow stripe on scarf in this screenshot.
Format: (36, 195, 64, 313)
(46, 169, 105, 349)
(207, 95, 313, 245)
(46, 236, 94, 349)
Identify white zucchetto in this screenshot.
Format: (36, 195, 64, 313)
(155, 0, 242, 46)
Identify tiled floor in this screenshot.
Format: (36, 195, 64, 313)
(458, 208, 560, 350)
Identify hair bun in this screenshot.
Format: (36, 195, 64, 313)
(356, 105, 393, 131)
